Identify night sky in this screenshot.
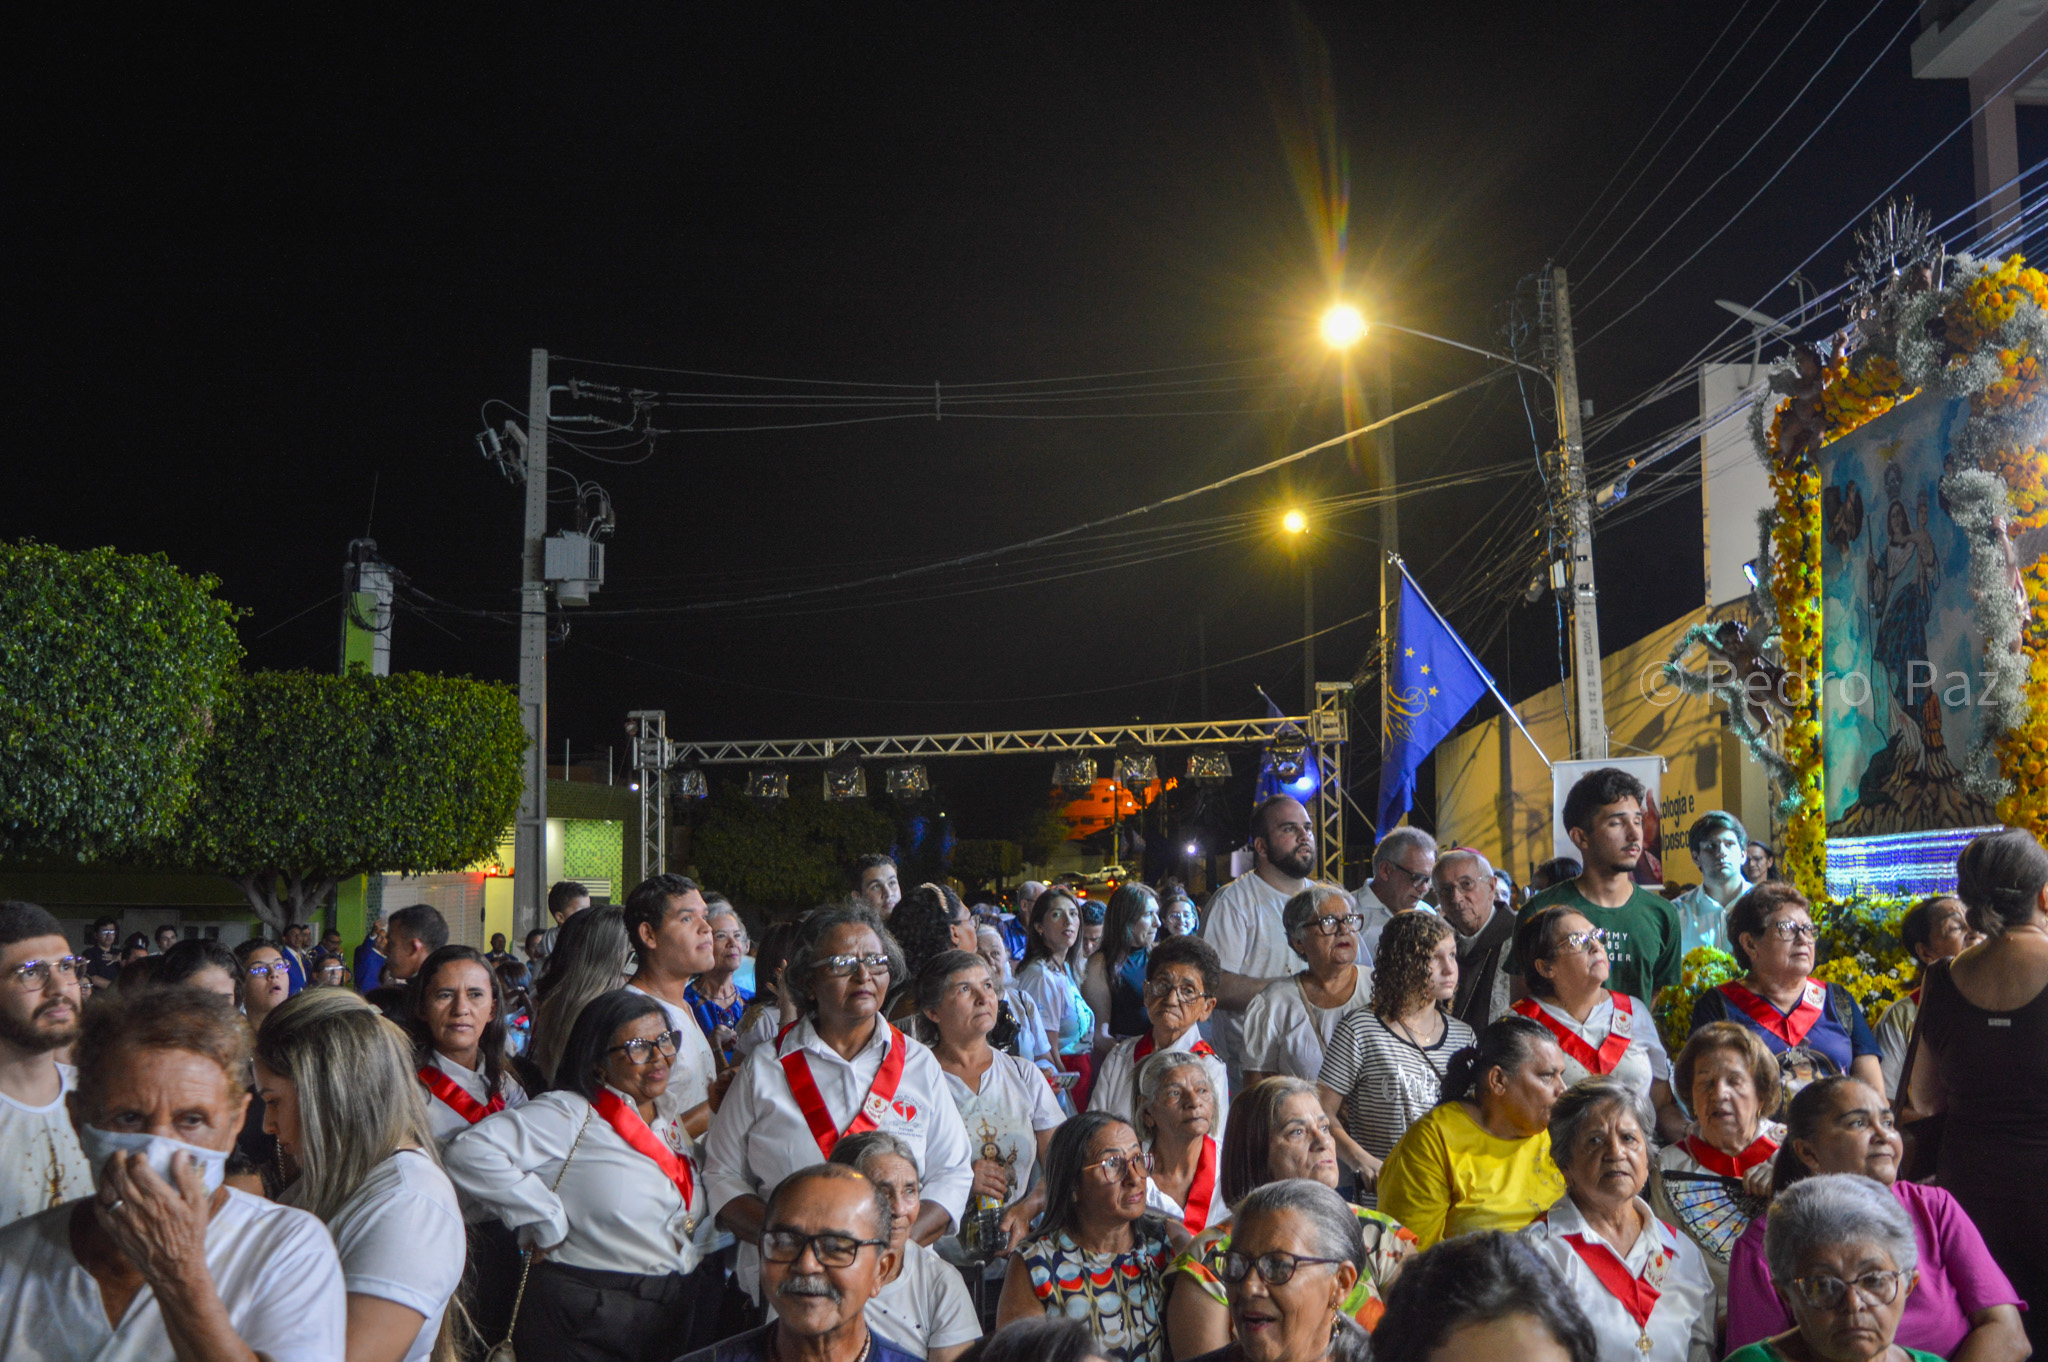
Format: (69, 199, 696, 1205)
(10, 5, 2017, 848)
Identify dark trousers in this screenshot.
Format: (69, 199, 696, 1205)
(514, 1261, 695, 1362)
(458, 1221, 524, 1357)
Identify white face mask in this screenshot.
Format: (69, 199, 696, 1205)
(78, 1125, 230, 1195)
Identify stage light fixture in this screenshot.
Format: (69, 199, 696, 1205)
(1267, 730, 1309, 782)
(885, 763, 930, 797)
(671, 766, 709, 802)
(1185, 751, 1231, 784)
(823, 763, 867, 801)
(745, 768, 789, 803)
(1115, 751, 1158, 787)
(1052, 755, 1097, 794)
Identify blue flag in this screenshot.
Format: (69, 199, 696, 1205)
(1378, 568, 1495, 832)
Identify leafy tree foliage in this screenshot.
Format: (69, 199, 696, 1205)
(951, 838, 1022, 894)
(1, 542, 243, 862)
(688, 783, 894, 911)
(171, 670, 526, 930)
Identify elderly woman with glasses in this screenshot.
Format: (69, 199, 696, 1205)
(1512, 906, 1686, 1142)
(1166, 1079, 1417, 1358)
(1689, 884, 1883, 1098)
(1723, 1174, 1940, 1362)
(444, 987, 708, 1361)
(1089, 936, 1230, 1131)
(1521, 1078, 1714, 1362)
(996, 1112, 1184, 1362)
(1178, 1180, 1375, 1362)
(705, 903, 972, 1304)
(1724, 1076, 2027, 1361)
(1240, 888, 1372, 1089)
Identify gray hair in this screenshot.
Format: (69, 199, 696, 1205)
(766, 1162, 895, 1244)
(1233, 1180, 1372, 1362)
(1282, 886, 1354, 950)
(828, 1129, 918, 1180)
(1546, 1077, 1651, 1178)
(1433, 847, 1494, 887)
(1135, 1050, 1214, 1138)
(1374, 826, 1439, 872)
(786, 903, 906, 1018)
(1763, 1174, 1918, 1287)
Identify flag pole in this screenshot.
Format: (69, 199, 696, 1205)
(1389, 553, 1552, 768)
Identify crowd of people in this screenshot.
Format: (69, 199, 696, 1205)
(0, 763, 2039, 1362)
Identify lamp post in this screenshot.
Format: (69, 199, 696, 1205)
(1282, 509, 1314, 716)
(1319, 303, 1392, 776)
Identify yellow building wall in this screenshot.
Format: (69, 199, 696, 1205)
(1433, 606, 1778, 886)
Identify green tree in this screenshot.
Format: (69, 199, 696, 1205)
(1020, 803, 1070, 867)
(688, 783, 894, 912)
(168, 670, 527, 930)
(952, 838, 1022, 895)
(1, 542, 244, 863)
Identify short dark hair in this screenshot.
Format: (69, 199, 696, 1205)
(1899, 894, 1961, 961)
(1440, 1015, 1554, 1106)
(623, 873, 703, 963)
(892, 882, 967, 984)
(1531, 856, 1582, 889)
(956, 1318, 1101, 1362)
(1370, 1230, 1598, 1362)
(1726, 881, 1810, 972)
(1955, 827, 2048, 934)
(1512, 905, 1583, 1000)
(407, 944, 512, 1098)
(1248, 794, 1298, 847)
(1559, 767, 1646, 836)
(1145, 933, 1220, 997)
(157, 938, 242, 1005)
(547, 880, 591, 919)
(1687, 810, 1749, 857)
(387, 904, 449, 952)
(0, 901, 66, 949)
(1769, 1074, 1867, 1195)
(90, 915, 120, 934)
(852, 853, 897, 884)
(554, 986, 665, 1098)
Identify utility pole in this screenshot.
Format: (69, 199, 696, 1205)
(1546, 267, 1608, 759)
(1301, 559, 1315, 718)
(514, 349, 550, 940)
(340, 540, 393, 676)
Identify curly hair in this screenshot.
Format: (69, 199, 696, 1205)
(1369, 910, 1454, 1021)
(891, 882, 967, 985)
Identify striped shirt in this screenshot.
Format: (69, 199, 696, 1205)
(1316, 1010, 1475, 1201)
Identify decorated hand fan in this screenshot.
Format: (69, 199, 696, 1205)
(1661, 1172, 1768, 1260)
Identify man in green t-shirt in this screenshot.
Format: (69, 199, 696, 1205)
(1514, 766, 1682, 1002)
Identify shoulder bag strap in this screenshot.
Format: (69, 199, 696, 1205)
(486, 1104, 595, 1362)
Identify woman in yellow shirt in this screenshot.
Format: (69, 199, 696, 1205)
(1377, 1015, 1569, 1247)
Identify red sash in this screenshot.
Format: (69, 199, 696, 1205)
(1180, 1137, 1218, 1233)
(1717, 979, 1825, 1049)
(1133, 1031, 1216, 1062)
(593, 1089, 696, 1207)
(417, 1064, 504, 1125)
(1563, 1231, 1661, 1330)
(780, 1025, 908, 1157)
(1511, 994, 1633, 1075)
(1680, 1131, 1779, 1177)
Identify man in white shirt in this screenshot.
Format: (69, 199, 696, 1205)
(1201, 795, 1336, 1076)
(1351, 826, 1438, 964)
(1433, 849, 1515, 1030)
(0, 901, 92, 1229)
(624, 873, 724, 1122)
(1668, 810, 1751, 957)
(537, 879, 592, 960)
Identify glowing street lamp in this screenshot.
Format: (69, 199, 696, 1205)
(1281, 508, 1308, 536)
(1319, 302, 1367, 350)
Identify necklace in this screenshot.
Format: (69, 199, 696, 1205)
(1390, 1009, 1443, 1050)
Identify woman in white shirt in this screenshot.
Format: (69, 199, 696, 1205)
(1015, 888, 1097, 1107)
(445, 987, 708, 1361)
(1511, 907, 1684, 1142)
(253, 988, 465, 1362)
(703, 904, 974, 1303)
(1521, 1078, 1715, 1362)
(922, 948, 1063, 1261)
(1242, 887, 1373, 1086)
(0, 983, 345, 1362)
(405, 943, 530, 1346)
(822, 1131, 983, 1362)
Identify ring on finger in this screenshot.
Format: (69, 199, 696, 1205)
(104, 1197, 126, 1214)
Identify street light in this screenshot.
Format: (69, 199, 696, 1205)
(1320, 302, 1367, 350)
(1282, 508, 1307, 536)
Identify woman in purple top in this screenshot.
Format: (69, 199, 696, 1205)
(1725, 1076, 2027, 1359)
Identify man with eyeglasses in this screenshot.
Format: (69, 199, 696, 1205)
(1202, 796, 1343, 1082)
(680, 1164, 920, 1362)
(1350, 826, 1439, 966)
(1432, 848, 1516, 1031)
(1087, 936, 1230, 1130)
(0, 901, 92, 1229)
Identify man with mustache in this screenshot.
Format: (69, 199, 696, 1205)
(0, 900, 94, 1228)
(680, 1164, 920, 1362)
(1512, 768, 1683, 1005)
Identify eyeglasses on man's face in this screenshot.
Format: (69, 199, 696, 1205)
(1790, 1268, 1912, 1312)
(817, 952, 892, 979)
(1083, 1148, 1153, 1182)
(6, 956, 84, 990)
(761, 1229, 889, 1268)
(1219, 1249, 1346, 1286)
(1384, 863, 1432, 890)
(245, 962, 284, 979)
(606, 1029, 682, 1065)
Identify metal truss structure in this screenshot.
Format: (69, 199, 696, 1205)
(665, 682, 1353, 882)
